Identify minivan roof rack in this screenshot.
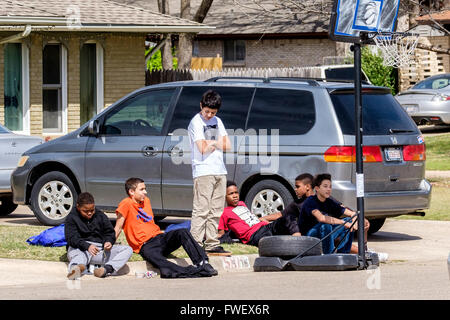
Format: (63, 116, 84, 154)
(205, 77, 270, 83)
(204, 76, 370, 86)
(205, 76, 320, 86)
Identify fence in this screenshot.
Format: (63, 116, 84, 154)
(145, 66, 332, 85)
(145, 69, 193, 86)
(398, 36, 446, 91)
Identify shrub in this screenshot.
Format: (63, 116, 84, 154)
(146, 46, 178, 71)
(361, 46, 397, 95)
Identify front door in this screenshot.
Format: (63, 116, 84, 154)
(85, 88, 175, 212)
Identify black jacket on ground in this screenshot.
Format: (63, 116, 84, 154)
(64, 207, 116, 251)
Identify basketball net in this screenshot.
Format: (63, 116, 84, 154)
(371, 32, 419, 68)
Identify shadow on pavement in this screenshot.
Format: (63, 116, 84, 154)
(0, 214, 43, 226)
(368, 231, 422, 242)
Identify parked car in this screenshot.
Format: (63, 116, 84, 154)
(11, 78, 431, 234)
(395, 73, 450, 125)
(294, 64, 371, 83)
(0, 124, 43, 216)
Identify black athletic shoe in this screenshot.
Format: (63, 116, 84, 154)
(202, 263, 218, 276)
(205, 246, 232, 256)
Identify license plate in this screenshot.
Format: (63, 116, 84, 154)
(403, 105, 418, 114)
(384, 147, 402, 161)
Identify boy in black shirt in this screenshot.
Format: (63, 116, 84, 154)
(299, 173, 357, 254)
(262, 173, 314, 236)
(65, 192, 133, 279)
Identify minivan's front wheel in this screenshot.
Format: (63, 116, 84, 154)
(30, 171, 77, 226)
(245, 180, 294, 218)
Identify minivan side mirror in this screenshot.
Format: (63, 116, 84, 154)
(88, 120, 100, 136)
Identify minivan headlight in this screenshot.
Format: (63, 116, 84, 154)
(17, 156, 29, 167)
(431, 93, 450, 102)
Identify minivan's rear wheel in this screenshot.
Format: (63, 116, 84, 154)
(245, 180, 294, 218)
(368, 218, 386, 235)
(30, 171, 77, 226)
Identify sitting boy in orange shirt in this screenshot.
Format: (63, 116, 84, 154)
(114, 177, 218, 278)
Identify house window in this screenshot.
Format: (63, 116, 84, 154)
(224, 40, 246, 62)
(80, 42, 104, 126)
(4, 43, 29, 133)
(43, 44, 67, 134)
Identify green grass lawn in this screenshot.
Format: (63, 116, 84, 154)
(425, 133, 450, 170)
(0, 226, 258, 262)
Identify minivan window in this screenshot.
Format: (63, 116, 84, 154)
(102, 89, 174, 135)
(330, 92, 418, 135)
(168, 86, 254, 133)
(246, 88, 315, 135)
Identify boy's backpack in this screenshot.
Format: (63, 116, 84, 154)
(26, 224, 67, 247)
(165, 220, 191, 233)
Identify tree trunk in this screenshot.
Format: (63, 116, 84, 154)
(177, 0, 214, 69)
(161, 35, 174, 69)
(178, 33, 194, 69)
(193, 0, 214, 23)
(158, 0, 173, 70)
(416, 42, 450, 55)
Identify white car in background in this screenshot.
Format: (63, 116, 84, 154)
(0, 124, 43, 216)
(395, 73, 450, 125)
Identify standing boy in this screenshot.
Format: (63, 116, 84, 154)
(65, 192, 133, 280)
(188, 89, 232, 256)
(114, 177, 218, 278)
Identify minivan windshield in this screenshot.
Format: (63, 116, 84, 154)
(330, 92, 418, 135)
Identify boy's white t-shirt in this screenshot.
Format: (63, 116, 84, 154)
(188, 112, 228, 179)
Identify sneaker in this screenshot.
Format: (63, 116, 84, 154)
(376, 252, 389, 263)
(93, 267, 107, 278)
(67, 264, 86, 280)
(367, 248, 389, 263)
(206, 246, 232, 256)
(202, 263, 218, 276)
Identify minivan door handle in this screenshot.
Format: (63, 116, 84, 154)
(168, 146, 184, 157)
(389, 175, 399, 182)
(142, 146, 158, 157)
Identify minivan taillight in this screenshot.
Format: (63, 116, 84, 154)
(403, 144, 426, 161)
(324, 146, 382, 162)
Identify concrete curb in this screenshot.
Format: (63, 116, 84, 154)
(126, 254, 259, 276)
(0, 254, 259, 286)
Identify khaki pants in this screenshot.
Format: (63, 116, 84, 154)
(190, 175, 226, 250)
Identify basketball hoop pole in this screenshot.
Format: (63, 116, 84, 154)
(351, 42, 367, 270)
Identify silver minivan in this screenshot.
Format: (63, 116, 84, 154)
(11, 78, 431, 233)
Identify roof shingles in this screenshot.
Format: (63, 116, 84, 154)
(0, 0, 205, 27)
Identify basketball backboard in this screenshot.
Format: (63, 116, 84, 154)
(329, 0, 401, 43)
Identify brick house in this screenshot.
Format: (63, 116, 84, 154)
(0, 0, 209, 138)
(121, 0, 345, 69)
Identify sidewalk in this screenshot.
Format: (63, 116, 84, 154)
(0, 254, 259, 287)
(425, 170, 450, 179)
